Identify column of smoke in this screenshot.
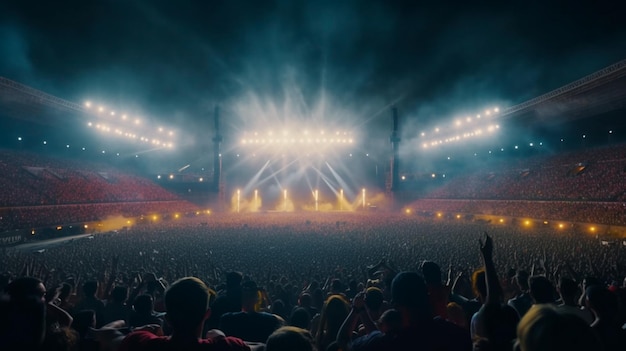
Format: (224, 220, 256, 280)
(274, 199, 295, 211)
(349, 191, 389, 210)
(230, 192, 263, 212)
(275, 191, 390, 211)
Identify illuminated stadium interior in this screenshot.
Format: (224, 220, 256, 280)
(3, 4, 626, 349)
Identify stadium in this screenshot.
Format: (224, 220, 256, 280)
(2, 60, 626, 238)
(1, 2, 626, 350)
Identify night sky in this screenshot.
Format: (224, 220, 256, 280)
(1, 0, 625, 165)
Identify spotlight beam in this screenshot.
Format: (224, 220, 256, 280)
(325, 162, 354, 198)
(254, 157, 301, 188)
(309, 165, 339, 194)
(242, 160, 271, 194)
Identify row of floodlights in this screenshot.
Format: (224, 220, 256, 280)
(243, 130, 352, 137)
(241, 138, 354, 145)
(88, 122, 174, 148)
(422, 125, 499, 148)
(420, 107, 500, 138)
(84, 101, 175, 136)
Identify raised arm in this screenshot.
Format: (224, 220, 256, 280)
(336, 292, 374, 350)
(480, 233, 501, 307)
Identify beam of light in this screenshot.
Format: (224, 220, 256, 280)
(283, 189, 287, 212)
(254, 157, 301, 188)
(325, 162, 354, 199)
(254, 189, 259, 211)
(340, 189, 343, 211)
(242, 160, 271, 194)
(308, 164, 340, 193)
(178, 164, 190, 172)
(362, 188, 366, 209)
(234, 194, 240, 214)
(314, 189, 319, 211)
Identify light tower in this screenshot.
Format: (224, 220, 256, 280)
(212, 106, 223, 202)
(390, 106, 401, 193)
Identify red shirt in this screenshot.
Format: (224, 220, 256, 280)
(119, 331, 251, 351)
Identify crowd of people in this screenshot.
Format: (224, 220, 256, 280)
(1, 142, 626, 350)
(409, 199, 626, 226)
(0, 149, 179, 207)
(428, 143, 626, 202)
(1, 213, 625, 350)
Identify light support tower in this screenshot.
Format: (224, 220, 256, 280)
(390, 106, 401, 193)
(212, 106, 222, 193)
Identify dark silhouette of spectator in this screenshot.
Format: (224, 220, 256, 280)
(5, 276, 73, 329)
(586, 285, 626, 350)
(528, 276, 555, 305)
(449, 270, 482, 329)
(336, 290, 378, 350)
(103, 285, 130, 325)
(421, 261, 450, 319)
(446, 302, 467, 329)
(0, 277, 48, 350)
(515, 304, 601, 351)
(207, 271, 243, 330)
(119, 277, 249, 350)
(71, 309, 99, 351)
(353, 271, 471, 350)
(289, 307, 311, 330)
(314, 294, 350, 351)
(555, 277, 593, 324)
(346, 279, 359, 300)
(364, 287, 387, 324)
(328, 279, 346, 299)
(265, 326, 317, 351)
(471, 234, 519, 350)
(508, 270, 532, 318)
(74, 280, 105, 327)
(57, 282, 76, 313)
(220, 280, 282, 342)
(129, 294, 163, 328)
(5, 276, 47, 303)
(296, 292, 319, 320)
(270, 299, 288, 322)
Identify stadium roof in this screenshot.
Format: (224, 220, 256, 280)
(500, 59, 626, 126)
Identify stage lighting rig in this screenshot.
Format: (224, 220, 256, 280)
(239, 129, 356, 154)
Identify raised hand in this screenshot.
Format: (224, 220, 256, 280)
(479, 232, 493, 259)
